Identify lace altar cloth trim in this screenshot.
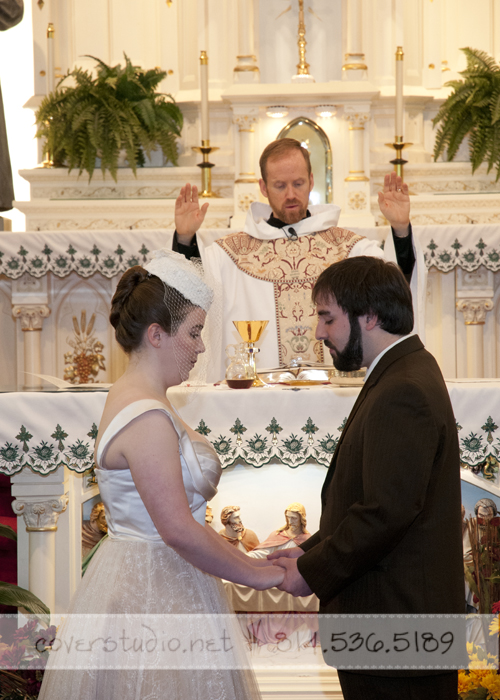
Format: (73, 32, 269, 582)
(2, 383, 500, 491)
(216, 228, 363, 365)
(1, 224, 500, 278)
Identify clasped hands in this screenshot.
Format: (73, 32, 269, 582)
(266, 547, 313, 597)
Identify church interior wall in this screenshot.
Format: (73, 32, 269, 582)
(2, 4, 500, 697)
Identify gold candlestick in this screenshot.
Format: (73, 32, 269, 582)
(292, 0, 314, 83)
(192, 140, 219, 198)
(297, 0, 309, 75)
(385, 136, 412, 180)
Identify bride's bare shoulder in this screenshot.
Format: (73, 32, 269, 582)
(97, 382, 168, 439)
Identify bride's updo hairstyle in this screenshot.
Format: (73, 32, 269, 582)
(110, 249, 213, 355)
(110, 266, 194, 353)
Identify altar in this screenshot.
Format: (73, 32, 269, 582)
(2, 378, 500, 608)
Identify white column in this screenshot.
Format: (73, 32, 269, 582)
(12, 305, 51, 390)
(234, 114, 258, 183)
(342, 0, 367, 79)
(233, 0, 259, 82)
(12, 495, 68, 612)
(341, 105, 373, 226)
(232, 108, 259, 229)
(343, 107, 369, 181)
(456, 299, 493, 378)
(455, 268, 494, 378)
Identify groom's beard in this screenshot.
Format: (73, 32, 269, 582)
(324, 316, 364, 372)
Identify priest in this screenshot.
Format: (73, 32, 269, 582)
(174, 138, 425, 381)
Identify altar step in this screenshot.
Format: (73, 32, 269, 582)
(13, 161, 500, 231)
(371, 163, 500, 226)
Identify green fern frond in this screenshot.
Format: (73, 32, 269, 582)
(433, 47, 500, 175)
(35, 54, 183, 181)
(461, 47, 500, 74)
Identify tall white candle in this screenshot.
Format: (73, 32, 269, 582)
(395, 46, 404, 138)
(200, 51, 209, 143)
(47, 23, 55, 94)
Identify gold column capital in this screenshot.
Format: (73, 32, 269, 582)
(456, 298, 494, 325)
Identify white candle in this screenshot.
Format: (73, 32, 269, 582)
(47, 23, 55, 94)
(395, 46, 404, 138)
(200, 51, 209, 143)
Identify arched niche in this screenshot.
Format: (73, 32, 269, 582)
(277, 117, 332, 205)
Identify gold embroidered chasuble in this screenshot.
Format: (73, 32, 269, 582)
(215, 227, 363, 366)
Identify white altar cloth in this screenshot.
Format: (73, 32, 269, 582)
(1, 381, 500, 497)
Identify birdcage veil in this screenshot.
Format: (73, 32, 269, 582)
(143, 249, 217, 387)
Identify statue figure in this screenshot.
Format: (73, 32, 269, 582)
(249, 502, 311, 559)
(205, 504, 214, 526)
(475, 498, 498, 522)
(82, 501, 108, 559)
(218, 506, 259, 553)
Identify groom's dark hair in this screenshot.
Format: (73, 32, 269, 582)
(312, 256, 414, 336)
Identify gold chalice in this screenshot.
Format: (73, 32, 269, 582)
(233, 320, 269, 387)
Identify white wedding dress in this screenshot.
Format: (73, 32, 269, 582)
(39, 399, 261, 700)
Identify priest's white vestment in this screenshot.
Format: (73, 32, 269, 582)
(199, 203, 426, 383)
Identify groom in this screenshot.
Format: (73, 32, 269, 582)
(270, 256, 464, 700)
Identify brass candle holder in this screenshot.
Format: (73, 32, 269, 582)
(192, 140, 219, 198)
(385, 136, 412, 180)
(291, 0, 315, 83)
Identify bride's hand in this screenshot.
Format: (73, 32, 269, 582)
(251, 564, 285, 590)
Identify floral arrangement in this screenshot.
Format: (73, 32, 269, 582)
(459, 617, 500, 698)
(458, 516, 500, 698)
(0, 618, 56, 699)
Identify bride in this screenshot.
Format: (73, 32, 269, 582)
(39, 249, 284, 700)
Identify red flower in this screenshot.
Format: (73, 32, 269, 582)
(12, 619, 38, 643)
(0, 643, 26, 668)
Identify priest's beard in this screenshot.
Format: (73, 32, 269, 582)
(325, 315, 364, 372)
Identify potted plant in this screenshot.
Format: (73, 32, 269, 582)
(433, 48, 500, 181)
(0, 523, 52, 700)
(35, 54, 183, 181)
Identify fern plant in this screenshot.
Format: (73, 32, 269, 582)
(35, 54, 183, 181)
(433, 47, 500, 180)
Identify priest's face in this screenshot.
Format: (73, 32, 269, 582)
(259, 150, 314, 224)
(315, 295, 364, 372)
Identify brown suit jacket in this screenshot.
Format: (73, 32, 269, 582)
(298, 335, 464, 617)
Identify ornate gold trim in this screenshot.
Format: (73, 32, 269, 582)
(26, 526, 57, 532)
(342, 63, 368, 71)
(345, 175, 370, 182)
(234, 65, 259, 72)
(200, 51, 208, 66)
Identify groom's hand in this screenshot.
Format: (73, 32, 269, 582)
(271, 557, 313, 597)
(267, 546, 304, 560)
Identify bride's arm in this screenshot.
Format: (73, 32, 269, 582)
(119, 410, 284, 590)
(203, 523, 272, 567)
